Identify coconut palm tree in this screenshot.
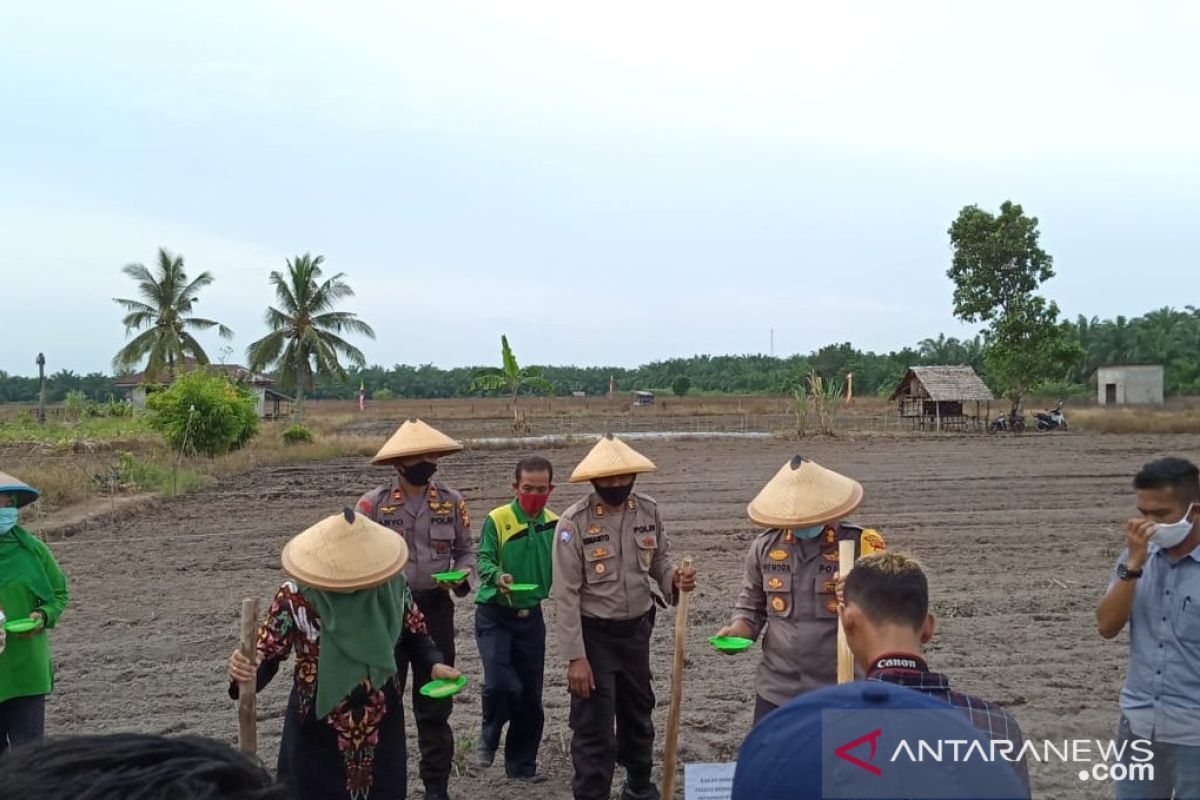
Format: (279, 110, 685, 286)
(112, 248, 233, 381)
(246, 253, 375, 418)
(469, 335, 555, 432)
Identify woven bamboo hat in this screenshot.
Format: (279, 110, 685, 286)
(569, 433, 657, 483)
(0, 471, 40, 508)
(370, 417, 463, 465)
(282, 507, 409, 591)
(747, 455, 863, 528)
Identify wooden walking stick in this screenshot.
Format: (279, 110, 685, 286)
(836, 540, 855, 683)
(238, 597, 259, 756)
(662, 556, 694, 800)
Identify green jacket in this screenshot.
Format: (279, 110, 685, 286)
(475, 500, 557, 609)
(0, 527, 69, 703)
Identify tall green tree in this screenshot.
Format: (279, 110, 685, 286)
(246, 253, 375, 418)
(947, 201, 1081, 412)
(469, 335, 554, 432)
(112, 248, 232, 381)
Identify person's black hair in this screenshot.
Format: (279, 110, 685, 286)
(515, 455, 553, 484)
(1133, 457, 1200, 501)
(843, 551, 929, 631)
(0, 733, 288, 800)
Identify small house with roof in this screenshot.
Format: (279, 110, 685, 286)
(889, 366, 994, 432)
(114, 359, 293, 419)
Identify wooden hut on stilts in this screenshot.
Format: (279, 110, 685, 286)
(890, 366, 994, 432)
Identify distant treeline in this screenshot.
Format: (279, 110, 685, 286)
(3, 307, 1198, 403)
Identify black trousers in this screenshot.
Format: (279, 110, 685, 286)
(402, 588, 456, 787)
(753, 695, 778, 726)
(570, 610, 656, 800)
(475, 602, 546, 779)
(0, 695, 44, 755)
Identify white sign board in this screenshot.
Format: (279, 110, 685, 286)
(684, 762, 735, 800)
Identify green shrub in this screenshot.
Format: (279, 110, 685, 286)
(63, 390, 91, 420)
(671, 375, 691, 397)
(282, 423, 314, 444)
(146, 370, 259, 456)
(371, 387, 394, 400)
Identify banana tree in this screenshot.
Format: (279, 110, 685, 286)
(469, 335, 555, 433)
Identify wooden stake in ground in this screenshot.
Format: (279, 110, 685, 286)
(661, 556, 694, 800)
(836, 540, 856, 683)
(238, 597, 259, 756)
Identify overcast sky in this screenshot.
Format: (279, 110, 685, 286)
(2, 1, 1197, 376)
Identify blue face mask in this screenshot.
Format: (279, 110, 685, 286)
(0, 507, 18, 534)
(793, 524, 825, 539)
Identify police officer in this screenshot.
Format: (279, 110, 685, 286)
(714, 455, 885, 723)
(356, 417, 475, 800)
(552, 434, 696, 800)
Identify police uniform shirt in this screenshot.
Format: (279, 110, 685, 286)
(356, 480, 476, 593)
(732, 523, 886, 707)
(551, 491, 675, 662)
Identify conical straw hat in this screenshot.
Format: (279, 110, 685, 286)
(0, 471, 40, 508)
(746, 455, 863, 528)
(282, 507, 409, 591)
(370, 417, 464, 465)
(569, 433, 657, 483)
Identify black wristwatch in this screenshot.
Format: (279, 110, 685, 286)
(1117, 563, 1144, 581)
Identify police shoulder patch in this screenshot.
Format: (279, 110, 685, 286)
(560, 528, 573, 544)
(356, 498, 374, 514)
(860, 529, 886, 555)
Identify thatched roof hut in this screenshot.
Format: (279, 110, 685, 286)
(890, 366, 994, 431)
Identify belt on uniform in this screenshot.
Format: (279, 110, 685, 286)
(486, 602, 541, 619)
(581, 609, 653, 635)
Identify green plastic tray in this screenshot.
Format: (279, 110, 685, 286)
(431, 570, 468, 582)
(419, 675, 468, 699)
(4, 618, 39, 634)
(708, 635, 753, 652)
(507, 583, 539, 592)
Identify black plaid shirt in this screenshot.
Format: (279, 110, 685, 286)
(868, 654, 1031, 796)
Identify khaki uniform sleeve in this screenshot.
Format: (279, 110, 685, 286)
(648, 506, 677, 604)
(731, 539, 767, 639)
(552, 515, 588, 662)
(356, 486, 387, 521)
(452, 496, 477, 596)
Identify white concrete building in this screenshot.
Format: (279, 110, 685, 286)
(1096, 365, 1164, 405)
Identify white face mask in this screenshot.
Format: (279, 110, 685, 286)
(1152, 504, 1196, 549)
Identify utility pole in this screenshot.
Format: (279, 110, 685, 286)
(36, 353, 46, 424)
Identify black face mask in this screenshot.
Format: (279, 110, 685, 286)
(400, 461, 438, 486)
(594, 482, 634, 507)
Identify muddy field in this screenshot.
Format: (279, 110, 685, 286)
(38, 431, 1200, 799)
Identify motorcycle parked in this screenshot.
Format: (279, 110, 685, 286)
(989, 409, 1026, 433)
(1035, 402, 1068, 432)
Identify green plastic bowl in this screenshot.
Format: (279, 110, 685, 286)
(708, 635, 753, 653)
(431, 570, 468, 583)
(4, 618, 39, 634)
(419, 675, 468, 699)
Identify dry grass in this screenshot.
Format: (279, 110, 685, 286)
(1070, 406, 1200, 434)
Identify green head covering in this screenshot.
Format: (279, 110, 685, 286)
(299, 574, 408, 719)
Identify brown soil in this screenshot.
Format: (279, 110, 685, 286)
(40, 431, 1199, 799)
